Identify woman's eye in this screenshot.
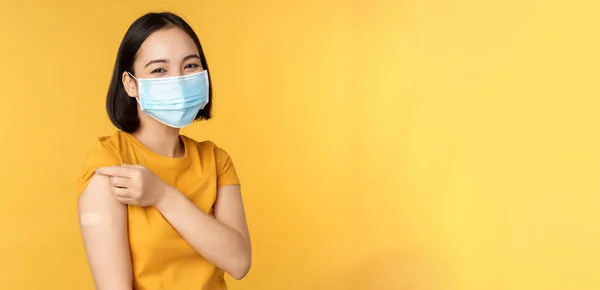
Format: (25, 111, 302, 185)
(184, 63, 199, 69)
(151, 68, 166, 74)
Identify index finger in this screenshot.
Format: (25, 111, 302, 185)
(95, 165, 132, 178)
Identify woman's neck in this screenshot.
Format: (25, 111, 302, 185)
(132, 121, 184, 158)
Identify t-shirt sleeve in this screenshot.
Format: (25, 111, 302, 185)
(214, 146, 240, 188)
(76, 141, 122, 198)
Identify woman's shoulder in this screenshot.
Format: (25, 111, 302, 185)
(182, 135, 216, 150)
(182, 136, 239, 184)
(182, 136, 233, 160)
(77, 131, 125, 196)
(84, 131, 127, 165)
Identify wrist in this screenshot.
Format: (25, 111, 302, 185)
(155, 185, 179, 211)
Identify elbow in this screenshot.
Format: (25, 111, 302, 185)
(228, 249, 251, 280)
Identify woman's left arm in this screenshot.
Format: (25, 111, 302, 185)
(155, 184, 251, 279)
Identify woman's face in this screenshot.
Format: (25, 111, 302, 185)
(122, 26, 203, 96)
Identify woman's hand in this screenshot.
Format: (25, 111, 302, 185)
(95, 164, 171, 207)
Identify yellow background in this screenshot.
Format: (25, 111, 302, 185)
(1, 0, 599, 289)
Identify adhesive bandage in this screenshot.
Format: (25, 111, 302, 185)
(80, 213, 113, 226)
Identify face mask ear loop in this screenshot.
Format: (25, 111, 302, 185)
(127, 72, 142, 106)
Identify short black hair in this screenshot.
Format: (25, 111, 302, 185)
(106, 12, 212, 133)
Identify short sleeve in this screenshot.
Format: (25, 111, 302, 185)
(76, 141, 122, 198)
(214, 146, 240, 188)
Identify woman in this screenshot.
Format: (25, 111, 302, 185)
(76, 12, 251, 290)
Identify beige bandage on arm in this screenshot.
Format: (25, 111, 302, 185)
(78, 173, 133, 289)
(80, 212, 113, 226)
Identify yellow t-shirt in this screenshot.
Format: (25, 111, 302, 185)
(77, 131, 240, 290)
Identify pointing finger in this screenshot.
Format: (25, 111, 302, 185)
(96, 166, 132, 178)
(121, 164, 144, 168)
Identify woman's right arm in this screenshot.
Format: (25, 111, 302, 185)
(78, 173, 133, 290)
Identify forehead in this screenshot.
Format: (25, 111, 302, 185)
(136, 27, 199, 61)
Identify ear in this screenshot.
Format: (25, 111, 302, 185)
(121, 72, 138, 98)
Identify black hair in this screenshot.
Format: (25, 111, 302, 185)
(106, 12, 212, 133)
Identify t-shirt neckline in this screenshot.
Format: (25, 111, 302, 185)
(121, 131, 191, 168)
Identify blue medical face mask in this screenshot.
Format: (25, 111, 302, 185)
(128, 71, 209, 128)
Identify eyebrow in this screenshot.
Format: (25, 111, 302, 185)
(144, 54, 201, 68)
(183, 54, 201, 61)
(144, 59, 167, 68)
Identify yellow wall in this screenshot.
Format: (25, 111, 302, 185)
(1, 0, 599, 289)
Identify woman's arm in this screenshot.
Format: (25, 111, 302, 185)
(154, 184, 251, 279)
(78, 174, 133, 290)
